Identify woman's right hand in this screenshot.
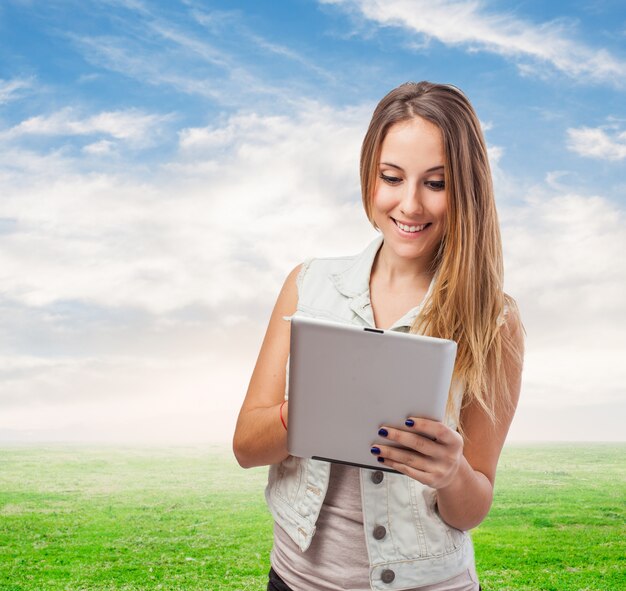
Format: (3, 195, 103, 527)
(232, 264, 301, 468)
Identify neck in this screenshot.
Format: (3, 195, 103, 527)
(371, 242, 434, 292)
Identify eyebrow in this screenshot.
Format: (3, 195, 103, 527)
(380, 162, 444, 173)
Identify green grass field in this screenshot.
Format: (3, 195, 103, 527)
(0, 444, 624, 591)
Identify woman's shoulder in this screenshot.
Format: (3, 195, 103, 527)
(292, 248, 367, 288)
(279, 248, 371, 320)
(289, 236, 383, 288)
(281, 253, 354, 296)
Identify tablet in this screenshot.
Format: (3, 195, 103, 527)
(286, 315, 457, 472)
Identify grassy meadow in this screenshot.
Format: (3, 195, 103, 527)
(0, 443, 624, 591)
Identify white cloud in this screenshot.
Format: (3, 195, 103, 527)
(178, 112, 277, 150)
(2, 107, 172, 146)
(68, 5, 335, 110)
(502, 190, 626, 329)
(0, 77, 34, 104)
(320, 0, 626, 84)
(0, 352, 248, 444)
(191, 8, 336, 83)
(82, 139, 117, 155)
(1, 101, 624, 443)
(500, 188, 626, 430)
(70, 23, 287, 106)
(0, 103, 372, 315)
(521, 348, 625, 408)
(487, 145, 504, 165)
(545, 170, 570, 189)
(566, 125, 626, 161)
(0, 102, 374, 444)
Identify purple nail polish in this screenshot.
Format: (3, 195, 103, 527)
(377, 457, 385, 463)
(370, 446, 381, 455)
(378, 428, 388, 437)
(405, 419, 415, 427)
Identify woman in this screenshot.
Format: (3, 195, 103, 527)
(233, 81, 525, 591)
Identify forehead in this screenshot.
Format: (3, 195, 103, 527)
(380, 117, 444, 166)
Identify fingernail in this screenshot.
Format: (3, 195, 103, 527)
(370, 446, 381, 455)
(378, 428, 388, 437)
(377, 457, 385, 463)
(405, 419, 415, 427)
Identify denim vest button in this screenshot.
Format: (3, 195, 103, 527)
(381, 569, 395, 583)
(373, 525, 387, 540)
(371, 470, 384, 484)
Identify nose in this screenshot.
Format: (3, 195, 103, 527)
(400, 181, 424, 217)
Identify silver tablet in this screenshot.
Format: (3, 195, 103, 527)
(287, 315, 457, 472)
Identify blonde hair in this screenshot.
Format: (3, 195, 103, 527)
(360, 81, 524, 429)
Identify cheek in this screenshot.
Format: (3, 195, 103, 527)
(372, 186, 395, 211)
(433, 199, 448, 239)
(429, 193, 448, 219)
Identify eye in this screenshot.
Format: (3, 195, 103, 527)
(379, 173, 402, 185)
(425, 180, 445, 191)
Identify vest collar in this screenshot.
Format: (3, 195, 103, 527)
(329, 234, 384, 299)
(329, 234, 437, 331)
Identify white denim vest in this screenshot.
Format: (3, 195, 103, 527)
(265, 234, 475, 590)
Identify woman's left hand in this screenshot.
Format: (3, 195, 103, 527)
(371, 417, 465, 489)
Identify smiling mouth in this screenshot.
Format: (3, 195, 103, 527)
(392, 218, 432, 233)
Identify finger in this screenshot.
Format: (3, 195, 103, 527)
(373, 444, 435, 472)
(404, 417, 451, 444)
(378, 456, 434, 487)
(378, 427, 440, 458)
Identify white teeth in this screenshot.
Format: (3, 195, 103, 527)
(395, 219, 428, 233)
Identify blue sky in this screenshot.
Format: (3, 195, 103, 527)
(1, 0, 625, 443)
(3, 0, 626, 183)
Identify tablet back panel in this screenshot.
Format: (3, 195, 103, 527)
(287, 315, 457, 472)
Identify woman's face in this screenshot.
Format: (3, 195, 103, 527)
(371, 116, 448, 269)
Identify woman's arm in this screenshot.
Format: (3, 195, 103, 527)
(232, 264, 302, 469)
(374, 306, 525, 530)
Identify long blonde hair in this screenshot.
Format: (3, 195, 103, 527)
(360, 81, 524, 428)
